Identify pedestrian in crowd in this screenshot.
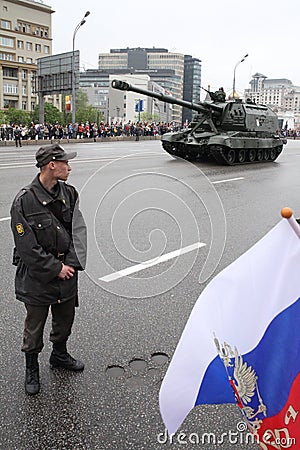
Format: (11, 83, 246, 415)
(13, 124, 22, 147)
(135, 123, 141, 141)
(10, 143, 87, 395)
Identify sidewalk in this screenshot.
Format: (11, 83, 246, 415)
(0, 135, 162, 147)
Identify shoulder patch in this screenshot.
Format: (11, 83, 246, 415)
(16, 223, 25, 236)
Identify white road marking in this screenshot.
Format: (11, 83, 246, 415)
(99, 241, 206, 282)
(212, 177, 244, 184)
(131, 167, 165, 171)
(0, 154, 167, 170)
(0, 217, 10, 222)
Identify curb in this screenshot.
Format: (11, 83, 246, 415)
(0, 135, 162, 148)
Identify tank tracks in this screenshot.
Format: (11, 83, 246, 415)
(162, 142, 283, 166)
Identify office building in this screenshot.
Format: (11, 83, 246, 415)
(80, 70, 172, 123)
(98, 47, 201, 123)
(182, 55, 201, 124)
(245, 73, 300, 129)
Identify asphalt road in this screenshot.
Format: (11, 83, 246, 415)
(0, 139, 299, 450)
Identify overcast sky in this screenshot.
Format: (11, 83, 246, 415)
(48, 0, 300, 98)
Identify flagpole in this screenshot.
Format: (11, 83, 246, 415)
(281, 207, 300, 239)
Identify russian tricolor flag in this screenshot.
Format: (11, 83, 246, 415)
(159, 214, 300, 449)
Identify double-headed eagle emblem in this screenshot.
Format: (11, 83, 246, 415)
(214, 335, 267, 432)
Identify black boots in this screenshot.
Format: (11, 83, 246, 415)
(24, 345, 83, 395)
(25, 353, 40, 395)
(49, 342, 84, 371)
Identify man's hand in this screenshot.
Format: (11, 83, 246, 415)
(58, 264, 75, 280)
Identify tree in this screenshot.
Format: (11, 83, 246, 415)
(75, 89, 102, 124)
(6, 108, 31, 126)
(0, 110, 7, 124)
(139, 112, 160, 123)
(31, 102, 63, 124)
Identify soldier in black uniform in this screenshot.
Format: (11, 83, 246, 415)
(10, 143, 87, 395)
(13, 125, 22, 147)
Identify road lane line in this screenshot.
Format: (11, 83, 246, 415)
(0, 154, 167, 169)
(99, 242, 206, 282)
(131, 167, 165, 171)
(0, 217, 10, 222)
(212, 177, 244, 184)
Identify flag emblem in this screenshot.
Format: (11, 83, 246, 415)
(159, 214, 300, 449)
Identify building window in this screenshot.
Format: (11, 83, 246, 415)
(22, 101, 27, 110)
(35, 44, 41, 52)
(4, 83, 18, 94)
(26, 57, 32, 64)
(44, 45, 49, 54)
(0, 52, 14, 61)
(4, 99, 17, 108)
(22, 69, 27, 79)
(1, 20, 11, 30)
(26, 42, 32, 51)
(18, 56, 24, 63)
(3, 67, 18, 77)
(17, 40, 24, 49)
(22, 85, 26, 95)
(0, 36, 14, 47)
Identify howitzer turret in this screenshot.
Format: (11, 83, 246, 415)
(112, 79, 286, 165)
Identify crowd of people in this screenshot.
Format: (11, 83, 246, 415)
(280, 128, 300, 139)
(0, 121, 184, 144)
(1, 121, 299, 146)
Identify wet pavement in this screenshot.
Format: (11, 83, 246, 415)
(1, 139, 300, 449)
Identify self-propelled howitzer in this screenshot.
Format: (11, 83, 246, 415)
(111, 79, 286, 165)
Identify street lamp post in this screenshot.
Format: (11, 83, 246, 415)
(72, 11, 90, 126)
(116, 106, 120, 122)
(232, 53, 248, 100)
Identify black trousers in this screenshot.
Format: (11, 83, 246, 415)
(15, 137, 22, 147)
(22, 297, 76, 354)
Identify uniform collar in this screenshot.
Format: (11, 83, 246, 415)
(29, 175, 68, 207)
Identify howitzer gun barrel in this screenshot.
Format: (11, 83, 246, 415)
(111, 80, 222, 114)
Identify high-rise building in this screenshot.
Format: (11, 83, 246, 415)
(98, 47, 201, 123)
(245, 73, 293, 108)
(79, 69, 172, 124)
(0, 0, 53, 112)
(245, 73, 300, 129)
(183, 55, 201, 124)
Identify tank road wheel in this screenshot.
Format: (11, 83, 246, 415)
(226, 149, 236, 165)
(256, 149, 263, 162)
(237, 149, 246, 164)
(269, 148, 277, 161)
(263, 149, 270, 161)
(248, 149, 256, 162)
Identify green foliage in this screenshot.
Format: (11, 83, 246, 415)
(76, 90, 89, 109)
(6, 108, 31, 126)
(139, 112, 160, 122)
(32, 102, 63, 125)
(75, 89, 103, 124)
(76, 105, 103, 124)
(0, 110, 7, 124)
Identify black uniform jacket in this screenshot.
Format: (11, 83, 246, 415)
(10, 175, 87, 306)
